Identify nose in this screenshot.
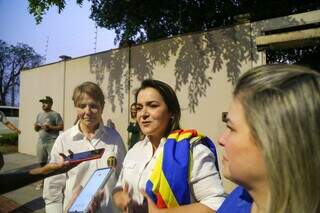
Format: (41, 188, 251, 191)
(218, 130, 228, 147)
(84, 105, 92, 114)
(139, 107, 149, 119)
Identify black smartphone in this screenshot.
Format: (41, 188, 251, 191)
(68, 167, 113, 213)
(65, 148, 105, 164)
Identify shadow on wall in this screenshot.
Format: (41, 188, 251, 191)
(89, 17, 299, 113)
(89, 50, 128, 113)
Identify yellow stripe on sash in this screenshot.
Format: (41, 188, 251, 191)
(149, 152, 179, 207)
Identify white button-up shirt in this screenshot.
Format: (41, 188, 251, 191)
(43, 123, 126, 213)
(115, 136, 225, 211)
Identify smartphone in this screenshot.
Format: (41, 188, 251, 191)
(68, 167, 113, 213)
(65, 148, 105, 164)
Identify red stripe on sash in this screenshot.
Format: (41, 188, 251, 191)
(156, 193, 167, 208)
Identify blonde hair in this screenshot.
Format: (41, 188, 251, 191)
(234, 64, 320, 213)
(72, 82, 105, 124)
(72, 81, 105, 108)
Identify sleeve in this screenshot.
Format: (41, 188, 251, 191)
(43, 135, 66, 213)
(190, 143, 225, 211)
(0, 171, 46, 194)
(35, 113, 39, 124)
(55, 112, 63, 125)
(0, 111, 7, 123)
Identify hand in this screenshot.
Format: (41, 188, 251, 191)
(43, 123, 51, 131)
(30, 152, 79, 175)
(65, 185, 83, 213)
(88, 189, 105, 213)
(113, 183, 132, 212)
(141, 189, 161, 213)
(34, 123, 41, 132)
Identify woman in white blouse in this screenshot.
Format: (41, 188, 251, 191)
(43, 82, 126, 213)
(113, 79, 225, 212)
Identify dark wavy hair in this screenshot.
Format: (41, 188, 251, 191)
(134, 79, 181, 137)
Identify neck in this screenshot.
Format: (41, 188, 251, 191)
(79, 122, 99, 139)
(248, 182, 269, 213)
(148, 135, 162, 150)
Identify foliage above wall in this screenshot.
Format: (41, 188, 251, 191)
(28, 0, 320, 45)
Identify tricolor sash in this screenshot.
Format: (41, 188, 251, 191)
(145, 129, 219, 208)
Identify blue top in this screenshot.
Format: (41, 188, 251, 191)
(218, 186, 253, 213)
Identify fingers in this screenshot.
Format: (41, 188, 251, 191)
(140, 189, 152, 203)
(124, 182, 129, 193)
(65, 186, 83, 212)
(59, 153, 67, 160)
(88, 189, 105, 213)
(68, 149, 74, 158)
(140, 189, 157, 211)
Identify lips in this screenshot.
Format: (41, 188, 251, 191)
(141, 120, 151, 125)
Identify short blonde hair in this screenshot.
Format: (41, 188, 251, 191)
(234, 64, 320, 213)
(72, 81, 105, 109)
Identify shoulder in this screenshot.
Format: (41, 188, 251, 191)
(124, 139, 146, 157)
(102, 126, 121, 138)
(100, 126, 125, 147)
(50, 111, 62, 117)
(217, 186, 252, 213)
(55, 126, 74, 141)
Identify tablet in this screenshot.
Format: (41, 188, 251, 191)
(65, 148, 105, 164)
(68, 167, 113, 213)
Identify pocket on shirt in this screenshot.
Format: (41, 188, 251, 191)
(123, 161, 137, 169)
(122, 160, 144, 178)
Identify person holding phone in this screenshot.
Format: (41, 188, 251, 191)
(0, 152, 79, 194)
(112, 79, 225, 212)
(43, 82, 126, 213)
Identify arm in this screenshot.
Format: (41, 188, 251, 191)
(34, 114, 41, 132)
(43, 137, 67, 213)
(43, 123, 64, 131)
(4, 121, 21, 134)
(43, 112, 64, 131)
(0, 155, 78, 194)
(188, 143, 225, 212)
(142, 192, 213, 213)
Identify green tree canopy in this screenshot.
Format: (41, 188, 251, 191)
(0, 40, 43, 105)
(28, 0, 320, 44)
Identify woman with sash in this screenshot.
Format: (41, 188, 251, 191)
(112, 79, 225, 212)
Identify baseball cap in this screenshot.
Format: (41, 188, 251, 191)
(39, 96, 53, 104)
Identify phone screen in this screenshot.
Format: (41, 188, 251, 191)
(65, 148, 105, 163)
(68, 167, 112, 213)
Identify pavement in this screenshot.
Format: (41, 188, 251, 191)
(0, 153, 45, 213)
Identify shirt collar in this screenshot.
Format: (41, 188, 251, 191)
(71, 121, 105, 140)
(142, 136, 167, 147)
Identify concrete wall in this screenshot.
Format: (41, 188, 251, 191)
(19, 21, 265, 193)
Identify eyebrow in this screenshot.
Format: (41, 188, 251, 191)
(222, 112, 228, 123)
(137, 100, 160, 105)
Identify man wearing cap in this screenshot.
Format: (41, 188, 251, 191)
(34, 96, 63, 189)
